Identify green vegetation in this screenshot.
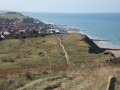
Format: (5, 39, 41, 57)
(0, 13, 27, 19)
(0, 54, 8, 59)
(0, 39, 21, 54)
(0, 33, 116, 90)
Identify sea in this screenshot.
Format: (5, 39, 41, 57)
(22, 12, 120, 47)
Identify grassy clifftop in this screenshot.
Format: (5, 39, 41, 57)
(0, 12, 27, 19)
(0, 33, 112, 69)
(0, 33, 115, 90)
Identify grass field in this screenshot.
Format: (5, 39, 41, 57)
(0, 33, 117, 90)
(0, 13, 27, 19)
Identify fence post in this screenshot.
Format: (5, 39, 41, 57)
(52, 65, 56, 76)
(106, 76, 117, 90)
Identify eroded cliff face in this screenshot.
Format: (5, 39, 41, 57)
(81, 35, 104, 54)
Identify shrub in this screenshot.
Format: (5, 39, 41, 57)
(36, 42, 39, 44)
(0, 82, 8, 90)
(25, 72, 33, 80)
(28, 52, 32, 55)
(2, 58, 15, 62)
(22, 40, 25, 42)
(42, 40, 46, 43)
(16, 55, 20, 59)
(38, 52, 42, 55)
(2, 58, 7, 62)
(8, 58, 15, 62)
(44, 82, 61, 90)
(20, 63, 32, 67)
(0, 37, 4, 41)
(61, 73, 67, 78)
(9, 44, 12, 46)
(42, 71, 49, 75)
(23, 56, 27, 58)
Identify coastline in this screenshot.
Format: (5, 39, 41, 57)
(25, 14, 120, 57)
(67, 28, 120, 57)
(95, 42, 120, 57)
(32, 18, 120, 58)
(21, 12, 120, 57)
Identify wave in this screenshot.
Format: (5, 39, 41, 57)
(72, 26, 120, 48)
(41, 20, 55, 24)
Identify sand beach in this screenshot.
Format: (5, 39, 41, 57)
(96, 42, 120, 57)
(68, 28, 120, 58)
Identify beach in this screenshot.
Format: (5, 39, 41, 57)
(22, 12, 120, 47)
(21, 12, 120, 58)
(96, 42, 120, 57)
(68, 29, 120, 58)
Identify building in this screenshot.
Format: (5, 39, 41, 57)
(59, 29, 68, 34)
(3, 31, 11, 37)
(0, 35, 5, 38)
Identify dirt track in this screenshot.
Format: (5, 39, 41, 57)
(57, 37, 70, 64)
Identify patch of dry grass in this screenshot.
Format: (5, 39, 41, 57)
(0, 33, 113, 89)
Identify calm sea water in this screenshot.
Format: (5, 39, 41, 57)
(22, 12, 120, 47)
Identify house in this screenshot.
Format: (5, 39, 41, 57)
(53, 25, 58, 29)
(47, 29, 53, 33)
(38, 30, 41, 34)
(0, 32, 2, 35)
(3, 31, 11, 37)
(0, 35, 5, 38)
(59, 29, 68, 34)
(54, 29, 60, 33)
(18, 30, 26, 34)
(47, 29, 61, 34)
(3, 31, 10, 35)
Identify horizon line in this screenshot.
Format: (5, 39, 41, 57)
(0, 9, 120, 14)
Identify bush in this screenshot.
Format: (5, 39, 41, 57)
(42, 71, 49, 75)
(23, 56, 27, 58)
(25, 72, 33, 80)
(8, 58, 15, 62)
(20, 63, 32, 67)
(22, 40, 25, 42)
(2, 58, 7, 62)
(61, 73, 67, 78)
(42, 40, 46, 43)
(38, 52, 43, 55)
(16, 55, 21, 59)
(9, 44, 12, 46)
(44, 82, 61, 90)
(0, 82, 8, 90)
(0, 37, 4, 41)
(2, 58, 15, 63)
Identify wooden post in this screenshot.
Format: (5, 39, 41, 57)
(52, 65, 56, 76)
(106, 76, 117, 90)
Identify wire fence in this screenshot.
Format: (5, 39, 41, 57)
(115, 82, 120, 90)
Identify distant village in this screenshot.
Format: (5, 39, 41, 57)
(0, 13, 68, 38)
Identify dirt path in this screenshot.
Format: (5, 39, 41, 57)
(57, 37, 70, 64)
(16, 77, 54, 90)
(40, 46, 49, 59)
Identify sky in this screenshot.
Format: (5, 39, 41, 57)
(0, 0, 120, 13)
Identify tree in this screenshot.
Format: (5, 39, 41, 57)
(0, 37, 4, 41)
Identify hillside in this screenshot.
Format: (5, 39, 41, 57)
(0, 12, 27, 19)
(0, 33, 118, 90)
(0, 10, 7, 13)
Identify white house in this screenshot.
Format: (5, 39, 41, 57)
(1, 35, 5, 38)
